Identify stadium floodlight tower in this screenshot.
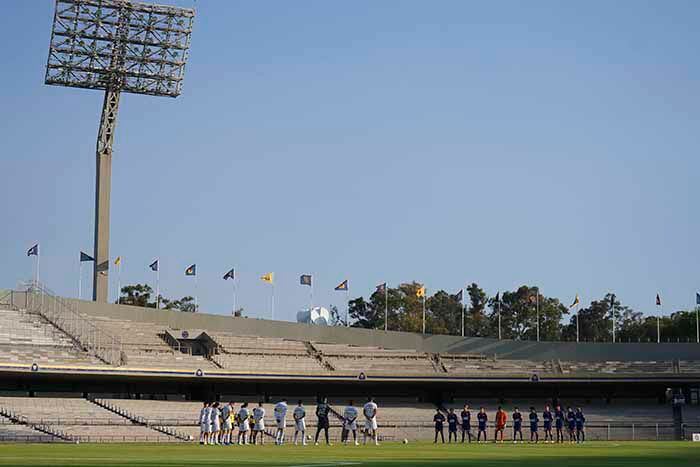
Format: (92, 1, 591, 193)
(45, 0, 195, 302)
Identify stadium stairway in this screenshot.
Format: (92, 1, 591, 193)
(430, 353, 448, 373)
(0, 405, 74, 442)
(88, 398, 192, 441)
(304, 342, 335, 371)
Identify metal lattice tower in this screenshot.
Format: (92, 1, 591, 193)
(45, 0, 195, 302)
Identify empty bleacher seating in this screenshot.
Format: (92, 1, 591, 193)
(314, 342, 436, 374)
(0, 309, 102, 367)
(87, 316, 215, 370)
(562, 361, 675, 375)
(210, 333, 326, 373)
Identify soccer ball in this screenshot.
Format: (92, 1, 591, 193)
(403, 439, 409, 444)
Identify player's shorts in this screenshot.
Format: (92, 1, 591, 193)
(478, 424, 486, 432)
(461, 424, 471, 432)
(365, 418, 378, 431)
(496, 424, 505, 431)
(239, 420, 250, 432)
(514, 423, 522, 431)
(317, 417, 329, 429)
(344, 420, 357, 431)
(213, 420, 221, 432)
(295, 419, 306, 431)
(544, 423, 552, 430)
(568, 423, 576, 431)
(204, 422, 213, 434)
(200, 422, 208, 433)
(449, 426, 458, 433)
(276, 418, 286, 429)
(556, 421, 564, 429)
(530, 424, 538, 432)
(254, 420, 265, 431)
(223, 420, 232, 431)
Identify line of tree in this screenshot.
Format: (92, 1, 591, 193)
(117, 284, 202, 314)
(348, 283, 699, 342)
(116, 282, 697, 342)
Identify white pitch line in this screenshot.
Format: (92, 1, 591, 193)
(289, 463, 362, 467)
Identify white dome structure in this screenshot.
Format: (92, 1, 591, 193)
(296, 306, 331, 326)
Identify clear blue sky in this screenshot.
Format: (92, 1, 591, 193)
(1, 0, 698, 323)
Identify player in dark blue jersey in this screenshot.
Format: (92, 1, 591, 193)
(542, 405, 554, 443)
(460, 405, 473, 443)
(528, 407, 539, 443)
(433, 409, 446, 444)
(477, 407, 488, 443)
(575, 407, 586, 443)
(566, 406, 576, 443)
(447, 408, 459, 443)
(554, 404, 565, 443)
(511, 407, 523, 443)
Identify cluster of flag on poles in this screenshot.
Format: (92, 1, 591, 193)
(23, 243, 700, 340)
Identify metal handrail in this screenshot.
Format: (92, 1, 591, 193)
(23, 281, 123, 366)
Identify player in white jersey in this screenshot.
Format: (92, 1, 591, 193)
(199, 402, 209, 444)
(237, 402, 250, 445)
(204, 403, 214, 444)
(273, 399, 288, 445)
(293, 400, 307, 446)
(252, 401, 266, 445)
(342, 400, 360, 445)
(363, 397, 379, 445)
(210, 402, 221, 445)
(220, 402, 233, 445)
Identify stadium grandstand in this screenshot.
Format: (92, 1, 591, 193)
(0, 284, 699, 443)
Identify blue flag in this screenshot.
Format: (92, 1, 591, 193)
(300, 274, 312, 286)
(27, 244, 39, 256)
(223, 268, 235, 280)
(335, 280, 348, 291)
(149, 260, 159, 272)
(454, 289, 463, 302)
(696, 292, 700, 306)
(80, 251, 94, 262)
(185, 264, 196, 276)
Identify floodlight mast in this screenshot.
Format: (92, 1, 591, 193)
(45, 0, 194, 302)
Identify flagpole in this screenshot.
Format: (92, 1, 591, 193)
(461, 287, 465, 338)
(384, 285, 388, 332)
(271, 282, 275, 321)
(611, 294, 616, 343)
(232, 278, 237, 317)
(422, 293, 426, 335)
(117, 260, 122, 304)
(498, 296, 502, 340)
(696, 304, 699, 344)
(310, 277, 314, 312)
(345, 287, 349, 327)
(575, 303, 579, 343)
(657, 301, 661, 344)
(194, 272, 198, 312)
(78, 260, 82, 300)
(156, 264, 160, 309)
(535, 287, 540, 342)
(35, 246, 40, 287)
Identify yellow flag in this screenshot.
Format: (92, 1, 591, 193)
(114, 256, 121, 266)
(261, 272, 274, 284)
(416, 286, 426, 298)
(570, 294, 580, 308)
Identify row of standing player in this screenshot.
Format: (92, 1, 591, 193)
(434, 404, 587, 443)
(199, 397, 381, 446)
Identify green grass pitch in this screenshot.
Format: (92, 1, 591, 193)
(0, 441, 697, 467)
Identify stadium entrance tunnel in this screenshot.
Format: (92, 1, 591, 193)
(162, 329, 217, 358)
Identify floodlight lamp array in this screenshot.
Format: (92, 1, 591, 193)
(45, 0, 194, 97)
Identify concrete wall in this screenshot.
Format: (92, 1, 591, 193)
(9, 291, 700, 362)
